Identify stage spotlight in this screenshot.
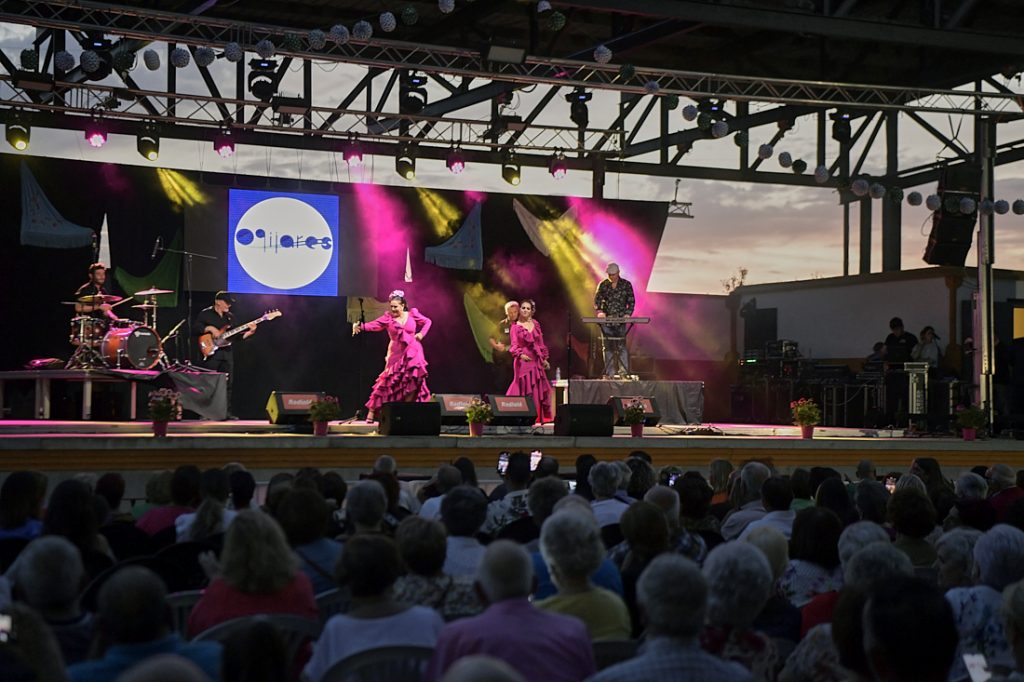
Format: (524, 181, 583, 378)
(501, 148, 521, 186)
(565, 88, 592, 129)
(84, 121, 107, 148)
(830, 111, 851, 143)
(548, 152, 567, 179)
(213, 131, 235, 158)
(247, 58, 278, 101)
(446, 146, 466, 174)
(137, 128, 160, 161)
(343, 139, 364, 166)
(6, 121, 29, 151)
(400, 71, 428, 114)
(396, 144, 416, 180)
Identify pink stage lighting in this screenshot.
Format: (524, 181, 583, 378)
(84, 124, 107, 148)
(214, 133, 235, 158)
(548, 152, 567, 179)
(343, 140, 364, 166)
(446, 147, 465, 174)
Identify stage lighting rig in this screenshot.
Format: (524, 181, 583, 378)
(137, 126, 160, 161)
(396, 143, 416, 180)
(5, 118, 29, 151)
(830, 111, 851, 143)
(446, 146, 466, 174)
(84, 120, 107, 148)
(343, 138, 364, 166)
(548, 152, 567, 179)
(501, 148, 521, 186)
(214, 130, 235, 158)
(247, 59, 278, 101)
(566, 88, 592, 129)
(400, 72, 428, 114)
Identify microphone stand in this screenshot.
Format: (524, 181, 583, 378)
(157, 246, 216, 365)
(354, 298, 367, 421)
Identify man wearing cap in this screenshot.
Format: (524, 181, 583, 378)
(195, 291, 254, 418)
(594, 263, 635, 378)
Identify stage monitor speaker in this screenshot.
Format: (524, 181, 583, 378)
(379, 402, 441, 436)
(923, 202, 977, 266)
(266, 391, 324, 425)
(433, 394, 480, 425)
(489, 395, 536, 426)
(607, 396, 661, 426)
(554, 404, 614, 437)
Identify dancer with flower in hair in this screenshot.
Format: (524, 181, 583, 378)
(507, 299, 553, 424)
(352, 290, 432, 422)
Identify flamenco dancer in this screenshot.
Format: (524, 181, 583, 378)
(507, 299, 553, 424)
(352, 290, 432, 422)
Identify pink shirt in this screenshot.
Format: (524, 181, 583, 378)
(425, 598, 595, 682)
(136, 505, 193, 536)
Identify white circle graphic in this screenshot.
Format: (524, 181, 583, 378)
(234, 197, 333, 290)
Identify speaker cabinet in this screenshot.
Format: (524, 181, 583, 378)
(379, 402, 441, 436)
(266, 391, 324, 425)
(489, 395, 537, 426)
(923, 203, 977, 266)
(433, 394, 479, 425)
(554, 404, 614, 437)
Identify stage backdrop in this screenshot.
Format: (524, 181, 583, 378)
(0, 155, 668, 419)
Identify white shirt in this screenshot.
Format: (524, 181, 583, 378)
(738, 510, 796, 540)
(483, 489, 530, 535)
(720, 501, 767, 541)
(303, 606, 444, 682)
(419, 495, 444, 520)
(174, 508, 238, 542)
(591, 498, 630, 528)
(443, 536, 486, 577)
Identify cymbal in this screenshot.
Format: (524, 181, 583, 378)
(134, 288, 174, 296)
(132, 304, 157, 309)
(61, 301, 81, 305)
(77, 294, 122, 304)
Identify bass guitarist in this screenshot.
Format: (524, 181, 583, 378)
(195, 291, 254, 419)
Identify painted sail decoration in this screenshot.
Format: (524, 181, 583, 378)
(424, 202, 483, 270)
(20, 162, 94, 248)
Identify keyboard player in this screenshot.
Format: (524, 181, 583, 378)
(594, 262, 636, 378)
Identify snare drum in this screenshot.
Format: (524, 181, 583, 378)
(110, 318, 142, 329)
(69, 316, 107, 346)
(100, 326, 162, 369)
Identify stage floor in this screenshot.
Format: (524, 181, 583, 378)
(2, 420, 1024, 473)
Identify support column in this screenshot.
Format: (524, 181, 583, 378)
(592, 156, 605, 199)
(859, 197, 872, 274)
(881, 112, 901, 271)
(975, 116, 996, 420)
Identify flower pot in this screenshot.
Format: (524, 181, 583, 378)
(962, 427, 977, 442)
(469, 422, 484, 437)
(800, 424, 814, 439)
(152, 420, 169, 438)
(313, 421, 329, 437)
(630, 423, 644, 437)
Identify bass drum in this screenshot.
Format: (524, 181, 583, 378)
(100, 326, 162, 369)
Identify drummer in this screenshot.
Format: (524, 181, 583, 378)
(74, 262, 119, 322)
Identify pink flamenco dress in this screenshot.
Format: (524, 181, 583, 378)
(362, 308, 432, 415)
(507, 321, 553, 423)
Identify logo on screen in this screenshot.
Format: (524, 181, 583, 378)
(228, 190, 339, 297)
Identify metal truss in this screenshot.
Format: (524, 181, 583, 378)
(2, 0, 1023, 117)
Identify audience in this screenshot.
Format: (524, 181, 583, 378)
(392, 516, 483, 621)
(441, 655, 526, 682)
(779, 507, 843, 607)
(425, 540, 596, 682)
(617, 501, 671, 635)
(721, 462, 771, 540)
(625, 457, 657, 500)
(484, 452, 533, 535)
(0, 470, 45, 541)
(590, 554, 753, 682)
(276, 488, 342, 594)
(535, 510, 630, 640)
(136, 465, 200, 536)
(573, 454, 597, 501)
(676, 473, 723, 548)
(94, 473, 131, 524)
(374, 454, 421, 514)
(69, 566, 221, 680)
(175, 468, 235, 543)
(814, 478, 858, 527)
(420, 465, 463, 520)
(130, 470, 172, 521)
(304, 535, 444, 682)
(441, 486, 488, 577)
(43, 479, 114, 581)
(989, 464, 1024, 522)
(946, 471, 996, 532)
(788, 468, 813, 512)
(744, 526, 801, 645)
(228, 470, 257, 512)
(709, 459, 735, 507)
(642, 484, 707, 563)
(740, 476, 796, 540)
(934, 527, 983, 590)
(342, 479, 389, 537)
(220, 620, 288, 682)
(853, 479, 890, 526)
(186, 510, 318, 637)
(589, 462, 630, 528)
(1000, 578, 1024, 680)
(888, 488, 938, 567)
(524, 476, 568, 552)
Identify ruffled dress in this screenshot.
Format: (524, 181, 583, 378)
(507, 320, 553, 422)
(362, 308, 432, 412)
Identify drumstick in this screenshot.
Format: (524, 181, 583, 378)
(110, 296, 135, 308)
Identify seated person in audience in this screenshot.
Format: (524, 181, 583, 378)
(441, 655, 525, 682)
(220, 620, 288, 682)
(535, 455, 560, 480)
(532, 495, 623, 601)
(999, 578, 1024, 681)
(11, 536, 94, 664)
(589, 462, 630, 528)
(262, 472, 294, 517)
(888, 488, 937, 567)
(626, 458, 657, 500)
(484, 453, 533, 535)
(947, 524, 1024, 681)
(720, 462, 771, 540)
(186, 510, 317, 638)
(0, 470, 46, 541)
(739, 477, 796, 540)
(789, 469, 814, 512)
(641, 485, 707, 562)
(43, 479, 115, 582)
(131, 470, 172, 521)
(303, 535, 444, 682)
(392, 516, 483, 622)
(276, 488, 342, 595)
(137, 465, 200, 536)
(701, 542, 778, 682)
(425, 540, 595, 682)
(617, 501, 671, 637)
(95, 473, 133, 525)
(988, 464, 1024, 522)
(535, 510, 630, 640)
(365, 471, 412, 533)
(863, 576, 957, 682)
(675, 473, 724, 549)
(945, 472, 996, 532)
(854, 480, 890, 527)
(934, 527, 982, 591)
(743, 527, 801, 646)
(69, 566, 221, 681)
(613, 461, 635, 505)
(419, 465, 463, 521)
(523, 476, 568, 553)
(441, 486, 488, 577)
(228, 470, 256, 512)
(118, 654, 209, 682)
(373, 454, 421, 514)
(779, 507, 843, 608)
(590, 554, 753, 682)
(176, 468, 236, 543)
(340, 480, 389, 539)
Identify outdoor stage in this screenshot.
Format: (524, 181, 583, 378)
(2, 420, 1023, 474)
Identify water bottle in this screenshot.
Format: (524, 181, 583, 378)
(555, 367, 562, 382)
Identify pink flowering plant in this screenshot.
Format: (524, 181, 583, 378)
(955, 405, 986, 430)
(309, 395, 342, 422)
(148, 389, 182, 421)
(465, 396, 493, 425)
(623, 399, 647, 425)
(790, 398, 821, 427)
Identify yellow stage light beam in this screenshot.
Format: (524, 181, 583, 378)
(416, 187, 461, 238)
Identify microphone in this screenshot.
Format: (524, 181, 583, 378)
(150, 236, 162, 261)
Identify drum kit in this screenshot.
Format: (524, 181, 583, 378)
(65, 288, 179, 370)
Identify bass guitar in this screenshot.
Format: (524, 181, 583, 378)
(198, 310, 282, 358)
